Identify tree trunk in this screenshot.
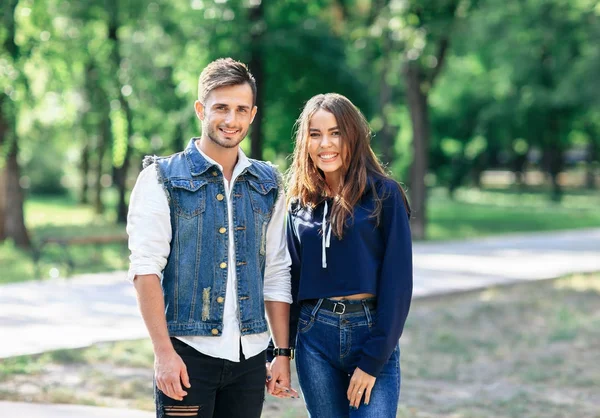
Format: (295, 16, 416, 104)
(84, 60, 109, 215)
(544, 147, 564, 202)
(513, 153, 528, 191)
(0, 0, 30, 248)
(80, 142, 90, 204)
(114, 155, 130, 223)
(94, 117, 109, 215)
(404, 62, 430, 240)
(585, 138, 597, 190)
(107, 3, 132, 224)
(249, 1, 265, 160)
(2, 140, 31, 247)
(0, 99, 7, 240)
(378, 33, 395, 166)
(543, 111, 564, 202)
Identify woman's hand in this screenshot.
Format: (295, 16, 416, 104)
(347, 367, 376, 409)
(265, 361, 299, 399)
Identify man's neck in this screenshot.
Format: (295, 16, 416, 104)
(196, 137, 238, 180)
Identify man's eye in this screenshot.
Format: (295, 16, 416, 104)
(239, 109, 247, 113)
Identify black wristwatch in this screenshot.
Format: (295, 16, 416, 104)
(272, 347, 295, 359)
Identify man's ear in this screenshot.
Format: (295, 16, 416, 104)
(194, 100, 205, 120)
(250, 106, 258, 123)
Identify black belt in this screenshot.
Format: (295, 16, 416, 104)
(305, 298, 376, 315)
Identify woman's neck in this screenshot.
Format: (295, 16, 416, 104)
(324, 172, 341, 196)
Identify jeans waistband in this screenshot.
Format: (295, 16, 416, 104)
(304, 298, 376, 315)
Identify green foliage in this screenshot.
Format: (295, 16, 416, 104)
(0, 239, 35, 284)
(2, 0, 600, 247)
(20, 135, 68, 195)
(0, 353, 48, 380)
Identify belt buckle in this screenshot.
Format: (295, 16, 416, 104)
(333, 301, 346, 314)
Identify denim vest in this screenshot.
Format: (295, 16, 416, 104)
(143, 139, 281, 337)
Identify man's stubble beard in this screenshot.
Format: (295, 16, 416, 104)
(205, 123, 247, 149)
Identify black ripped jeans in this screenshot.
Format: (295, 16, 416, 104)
(156, 338, 266, 418)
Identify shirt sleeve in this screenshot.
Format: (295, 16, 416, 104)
(267, 206, 301, 361)
(357, 182, 413, 378)
(126, 164, 172, 283)
(263, 186, 292, 304)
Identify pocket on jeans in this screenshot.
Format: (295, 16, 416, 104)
(297, 314, 315, 334)
(380, 345, 400, 374)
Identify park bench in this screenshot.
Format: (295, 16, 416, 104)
(32, 234, 128, 277)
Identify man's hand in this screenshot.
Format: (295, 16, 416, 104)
(155, 348, 191, 401)
(347, 367, 376, 409)
(265, 358, 298, 398)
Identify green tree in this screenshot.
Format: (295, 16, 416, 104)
(0, 0, 31, 248)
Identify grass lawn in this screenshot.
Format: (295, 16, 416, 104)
(0, 195, 128, 284)
(1, 186, 598, 284)
(427, 186, 600, 240)
(1, 273, 598, 417)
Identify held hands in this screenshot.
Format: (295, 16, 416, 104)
(347, 367, 376, 409)
(265, 358, 299, 399)
(154, 348, 191, 401)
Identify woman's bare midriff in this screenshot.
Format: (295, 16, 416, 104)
(330, 293, 375, 301)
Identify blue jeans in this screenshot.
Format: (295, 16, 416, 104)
(295, 299, 401, 418)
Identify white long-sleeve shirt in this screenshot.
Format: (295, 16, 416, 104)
(127, 144, 292, 362)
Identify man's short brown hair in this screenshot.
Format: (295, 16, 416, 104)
(197, 58, 257, 105)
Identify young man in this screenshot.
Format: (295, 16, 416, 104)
(127, 58, 294, 418)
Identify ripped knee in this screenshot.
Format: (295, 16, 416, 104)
(163, 405, 200, 416)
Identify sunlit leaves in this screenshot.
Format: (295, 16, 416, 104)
(110, 104, 128, 168)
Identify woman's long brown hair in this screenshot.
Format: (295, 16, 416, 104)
(287, 93, 410, 239)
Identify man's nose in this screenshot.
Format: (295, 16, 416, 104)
(225, 110, 237, 124)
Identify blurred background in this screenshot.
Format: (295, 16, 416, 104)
(0, 1, 599, 417)
(2, 0, 600, 277)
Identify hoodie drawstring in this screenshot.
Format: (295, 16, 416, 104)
(322, 200, 332, 268)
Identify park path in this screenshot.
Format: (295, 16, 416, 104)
(0, 228, 598, 417)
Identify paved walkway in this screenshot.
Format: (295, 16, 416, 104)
(0, 401, 154, 417)
(1, 228, 599, 417)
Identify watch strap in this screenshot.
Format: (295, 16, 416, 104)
(272, 347, 295, 359)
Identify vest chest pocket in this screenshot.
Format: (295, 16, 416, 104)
(170, 179, 208, 219)
(247, 180, 277, 216)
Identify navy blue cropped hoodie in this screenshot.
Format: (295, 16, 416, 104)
(287, 176, 413, 378)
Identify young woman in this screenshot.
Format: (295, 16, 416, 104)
(285, 93, 413, 417)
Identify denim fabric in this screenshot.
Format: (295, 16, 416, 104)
(295, 299, 400, 418)
(145, 138, 280, 336)
(155, 338, 266, 418)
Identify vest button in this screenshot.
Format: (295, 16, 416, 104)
(212, 171, 218, 176)
(217, 296, 224, 304)
(219, 262, 227, 269)
(211, 329, 219, 335)
(219, 227, 226, 234)
(216, 193, 224, 201)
